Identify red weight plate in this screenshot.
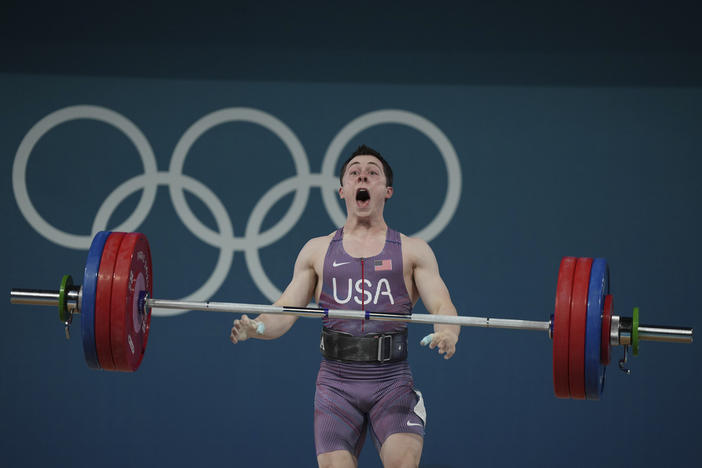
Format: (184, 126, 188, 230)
(553, 257, 577, 399)
(110, 233, 153, 372)
(95, 232, 126, 371)
(601, 294, 613, 366)
(568, 257, 593, 400)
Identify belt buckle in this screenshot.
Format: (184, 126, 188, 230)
(377, 334, 393, 362)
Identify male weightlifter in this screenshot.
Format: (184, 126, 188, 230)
(230, 145, 459, 468)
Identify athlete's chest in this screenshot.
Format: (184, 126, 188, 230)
(312, 230, 418, 304)
(341, 236, 385, 259)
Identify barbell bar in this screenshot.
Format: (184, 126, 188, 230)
(10, 291, 690, 340)
(9, 231, 694, 400)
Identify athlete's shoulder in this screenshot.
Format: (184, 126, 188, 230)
(294, 232, 335, 268)
(399, 233, 431, 251)
(399, 233, 435, 264)
(300, 232, 336, 254)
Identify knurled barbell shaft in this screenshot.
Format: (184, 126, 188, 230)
(9, 288, 549, 331)
(149, 298, 552, 332)
(9, 288, 552, 331)
(10, 288, 693, 344)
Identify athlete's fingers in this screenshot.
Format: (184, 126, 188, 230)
(443, 341, 456, 359)
(425, 333, 444, 353)
(420, 334, 434, 347)
(438, 339, 447, 354)
(231, 316, 250, 343)
(429, 335, 439, 350)
(424, 333, 443, 350)
(230, 319, 243, 343)
(242, 315, 265, 335)
(420, 332, 457, 359)
(230, 315, 264, 344)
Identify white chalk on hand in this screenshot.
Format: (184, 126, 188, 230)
(255, 321, 266, 335)
(420, 334, 434, 347)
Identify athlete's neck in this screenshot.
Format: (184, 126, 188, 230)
(342, 219, 387, 259)
(343, 217, 387, 239)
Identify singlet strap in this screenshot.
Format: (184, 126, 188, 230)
(331, 228, 344, 242)
(386, 228, 401, 244)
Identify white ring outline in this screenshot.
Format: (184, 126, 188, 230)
(12, 106, 462, 315)
(12, 105, 158, 250)
(168, 108, 311, 251)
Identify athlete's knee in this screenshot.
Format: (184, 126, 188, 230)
(317, 450, 357, 468)
(381, 451, 420, 468)
(380, 434, 422, 468)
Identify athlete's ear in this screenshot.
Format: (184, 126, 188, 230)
(385, 186, 394, 200)
(339, 185, 345, 199)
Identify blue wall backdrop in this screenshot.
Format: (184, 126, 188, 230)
(1, 3, 701, 468)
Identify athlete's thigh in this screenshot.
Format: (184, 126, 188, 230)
(369, 384, 426, 454)
(368, 385, 426, 450)
(314, 380, 368, 458)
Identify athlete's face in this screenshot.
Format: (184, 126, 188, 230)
(339, 155, 393, 216)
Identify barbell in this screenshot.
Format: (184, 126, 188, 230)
(10, 231, 693, 400)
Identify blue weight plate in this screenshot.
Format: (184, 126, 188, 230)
(585, 257, 609, 399)
(81, 231, 110, 369)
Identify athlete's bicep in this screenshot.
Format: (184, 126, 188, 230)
(274, 238, 320, 308)
(411, 239, 454, 315)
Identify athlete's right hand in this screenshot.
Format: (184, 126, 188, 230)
(230, 314, 265, 343)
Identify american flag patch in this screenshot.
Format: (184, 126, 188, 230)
(374, 259, 392, 271)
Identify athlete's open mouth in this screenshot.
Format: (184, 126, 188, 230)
(356, 188, 370, 202)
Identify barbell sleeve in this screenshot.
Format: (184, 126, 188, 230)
(11, 288, 62, 306)
(11, 287, 80, 309)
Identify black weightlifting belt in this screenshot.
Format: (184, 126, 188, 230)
(320, 327, 408, 363)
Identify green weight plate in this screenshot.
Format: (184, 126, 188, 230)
(632, 307, 640, 356)
(58, 274, 73, 323)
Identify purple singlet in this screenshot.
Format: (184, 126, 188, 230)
(319, 227, 412, 334)
(314, 228, 425, 458)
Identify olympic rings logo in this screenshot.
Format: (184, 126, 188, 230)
(12, 106, 462, 317)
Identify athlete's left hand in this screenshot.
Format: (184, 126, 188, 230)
(420, 331, 458, 359)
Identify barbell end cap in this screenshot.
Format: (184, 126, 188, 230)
(138, 291, 149, 317)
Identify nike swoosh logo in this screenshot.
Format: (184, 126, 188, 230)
(407, 421, 423, 427)
(332, 261, 351, 267)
